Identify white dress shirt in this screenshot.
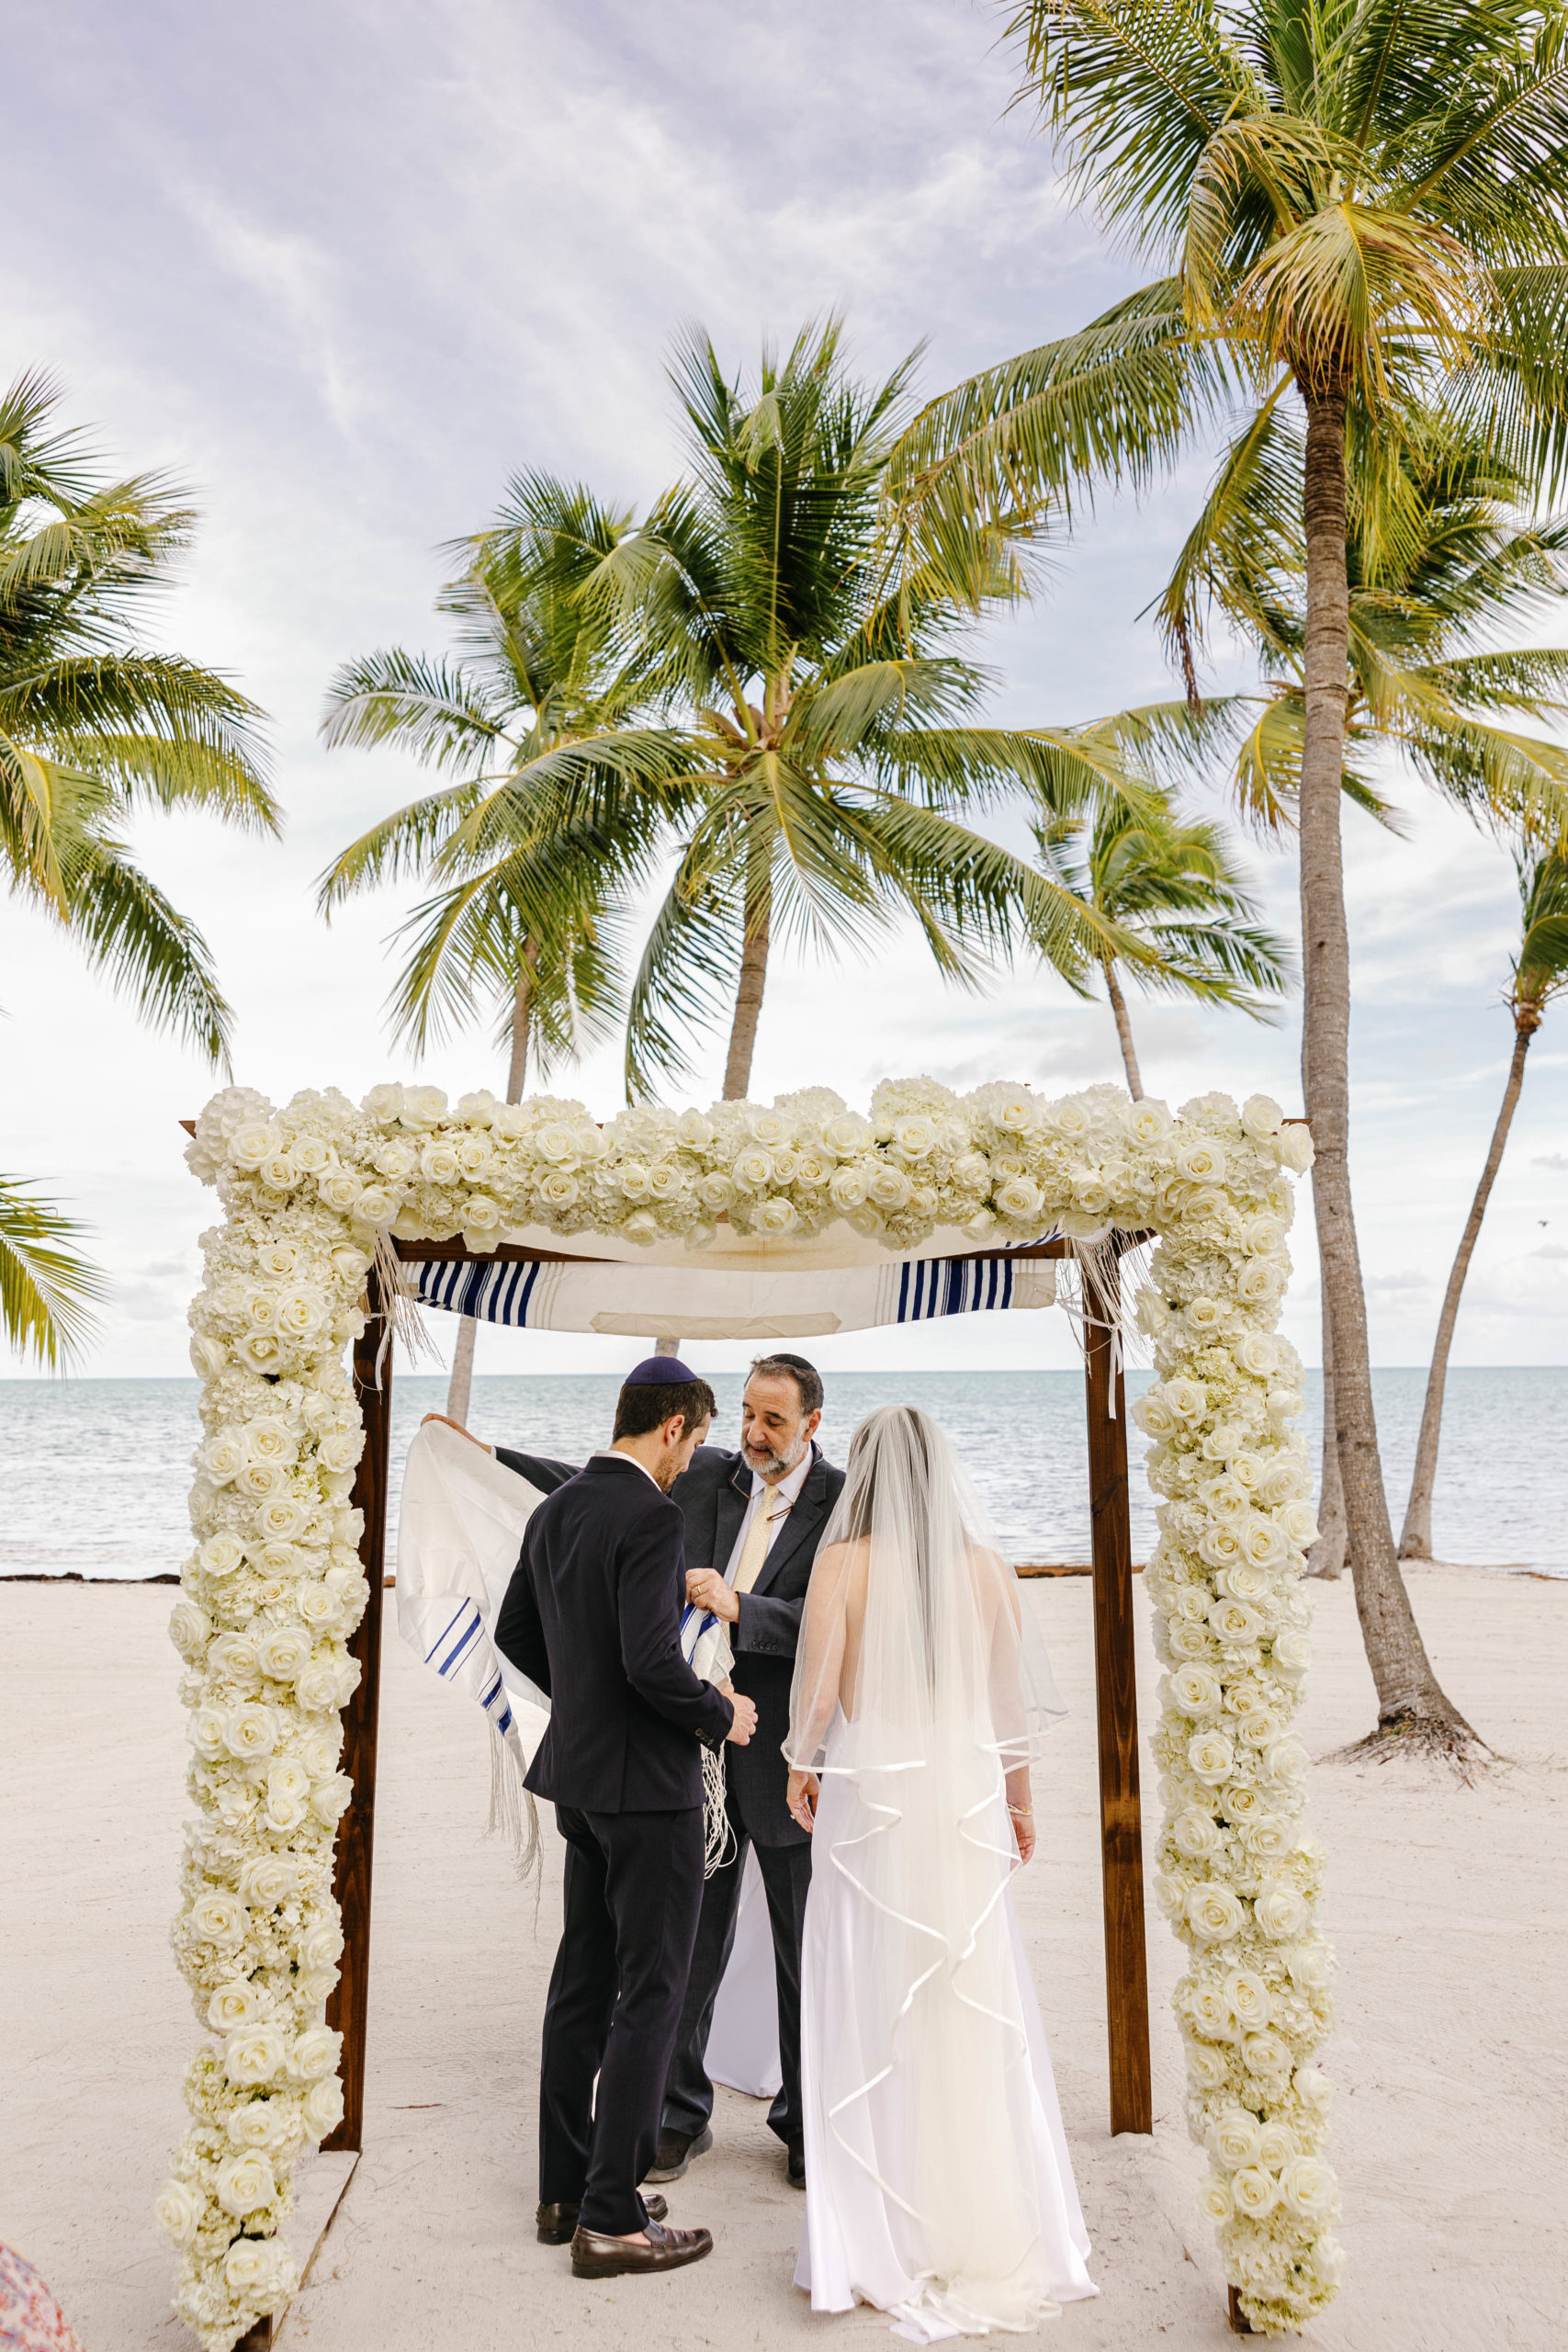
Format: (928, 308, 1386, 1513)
(723, 1448, 814, 1587)
(591, 1447, 662, 1489)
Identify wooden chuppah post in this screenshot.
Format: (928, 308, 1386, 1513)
(1081, 1234, 1154, 2135)
(321, 1260, 394, 2154)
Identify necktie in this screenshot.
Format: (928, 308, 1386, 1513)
(731, 1483, 782, 1596)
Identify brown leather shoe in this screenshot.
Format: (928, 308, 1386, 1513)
(537, 2194, 665, 2245)
(644, 2122, 712, 2183)
(570, 2217, 714, 2278)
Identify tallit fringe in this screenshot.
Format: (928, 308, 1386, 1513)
(487, 1722, 543, 1885)
(368, 1225, 441, 1374)
(703, 1745, 737, 1880)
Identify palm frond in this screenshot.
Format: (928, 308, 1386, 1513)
(0, 1173, 105, 1368)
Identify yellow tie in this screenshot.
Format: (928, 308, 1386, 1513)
(732, 1483, 781, 1596)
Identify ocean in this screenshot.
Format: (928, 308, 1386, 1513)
(2, 1366, 1562, 1580)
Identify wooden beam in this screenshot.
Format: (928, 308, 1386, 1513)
(321, 1262, 393, 2154)
(389, 1229, 1152, 1269)
(1082, 1238, 1153, 2136)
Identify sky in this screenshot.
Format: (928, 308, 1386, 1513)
(2, 0, 1563, 1383)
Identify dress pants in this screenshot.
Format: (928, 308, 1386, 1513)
(540, 1804, 705, 2235)
(660, 1809, 813, 2155)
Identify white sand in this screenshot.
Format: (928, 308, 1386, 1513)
(4, 1566, 1563, 2352)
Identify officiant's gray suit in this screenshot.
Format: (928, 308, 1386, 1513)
(497, 1435, 844, 2165)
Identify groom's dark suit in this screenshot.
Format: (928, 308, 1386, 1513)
(498, 1436, 844, 2164)
(493, 1453, 733, 2236)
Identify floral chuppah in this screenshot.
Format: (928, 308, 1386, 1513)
(157, 1075, 1339, 2346)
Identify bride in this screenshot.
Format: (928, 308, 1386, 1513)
(784, 1406, 1098, 2339)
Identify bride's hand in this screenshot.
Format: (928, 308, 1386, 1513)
(1010, 1810, 1036, 1866)
(787, 1770, 818, 1833)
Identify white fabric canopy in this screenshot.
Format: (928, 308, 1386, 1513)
(411, 1247, 1057, 1340)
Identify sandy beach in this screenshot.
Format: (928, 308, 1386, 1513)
(4, 1564, 1562, 2352)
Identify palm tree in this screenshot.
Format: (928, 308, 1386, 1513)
(565, 320, 1154, 1101)
(320, 476, 683, 1417)
(2, 370, 276, 1365)
(1036, 798, 1291, 1095)
(0, 1176, 105, 1367)
(2, 369, 276, 1067)
(889, 2, 1568, 1759)
(1400, 845, 1568, 1560)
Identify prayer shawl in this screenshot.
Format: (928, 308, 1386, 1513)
(396, 1420, 732, 1873)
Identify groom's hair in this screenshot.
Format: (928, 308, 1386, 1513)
(613, 1374, 717, 1442)
(749, 1352, 824, 1416)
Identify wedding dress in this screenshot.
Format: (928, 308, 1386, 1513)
(786, 1407, 1097, 2340)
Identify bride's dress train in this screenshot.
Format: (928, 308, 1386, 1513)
(787, 1408, 1098, 2339)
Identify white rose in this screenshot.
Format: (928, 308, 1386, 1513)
(296, 1584, 342, 1631)
(1241, 1815, 1292, 1861)
(1175, 1137, 1227, 1184)
(674, 1109, 714, 1150)
(532, 1122, 579, 1166)
(1280, 2156, 1337, 2220)
(536, 1170, 580, 1209)
(1257, 2119, 1299, 2171)
(1224, 1970, 1272, 2030)
(1073, 1173, 1111, 1217)
(622, 1209, 659, 1243)
(223, 2237, 284, 2295)
(189, 1332, 229, 1378)
(829, 1165, 867, 1211)
(208, 1982, 268, 2034)
(1164, 1376, 1207, 1424)
(1201, 1421, 1248, 1463)
(1039, 1097, 1077, 1136)
(1128, 1099, 1173, 1145)
(229, 1120, 277, 1170)
(644, 1161, 686, 1201)
(994, 1175, 1043, 1222)
(235, 1460, 288, 1499)
(1255, 1881, 1312, 1939)
(691, 1170, 733, 1212)
(256, 1497, 309, 1542)
(289, 2026, 340, 2082)
(317, 1429, 364, 1476)
(258, 1150, 299, 1193)
(275, 1288, 329, 1341)
(243, 1418, 297, 1467)
(462, 1198, 503, 1241)
(951, 1150, 991, 1192)
(792, 1148, 831, 1188)
(224, 1703, 279, 1758)
(239, 1854, 298, 1905)
(823, 1112, 871, 1155)
(1208, 1596, 1263, 1645)
(1169, 1665, 1223, 1719)
(1241, 2030, 1293, 2080)
(1241, 1515, 1288, 1569)
(169, 1600, 211, 1660)
(302, 2075, 345, 2138)
(254, 1540, 305, 1578)
(1199, 1522, 1244, 1570)
(1187, 2042, 1232, 2091)
(1232, 1329, 1280, 1379)
(1171, 1807, 1221, 1860)
(1293, 2065, 1334, 2114)
(888, 1114, 937, 1159)
(1196, 2173, 1233, 2223)
(215, 2148, 277, 2218)
(1235, 1258, 1283, 1304)
(154, 2178, 203, 2244)
(266, 1755, 312, 1809)
(420, 1141, 462, 1186)
(1218, 1556, 1271, 1602)
(749, 1109, 788, 1148)
(295, 1659, 343, 1713)
(1184, 1295, 1224, 1335)
(355, 1184, 396, 1226)
(757, 1195, 798, 1235)
(1264, 1736, 1309, 1786)
(1230, 2165, 1279, 2218)
(311, 1771, 354, 1823)
(1270, 1627, 1312, 1678)
(1209, 2109, 1263, 2172)
(964, 1207, 997, 1239)
(1186, 1729, 1236, 1784)
(400, 1084, 447, 1127)
(1185, 1882, 1247, 1941)
(361, 1081, 405, 1124)
(203, 1431, 245, 1483)
(1280, 1500, 1319, 1549)
(864, 1160, 911, 1212)
(1187, 1980, 1238, 2041)
(1278, 1121, 1314, 1171)
(186, 1703, 227, 1759)
(729, 1146, 773, 1193)
(1201, 1476, 1250, 1526)
(299, 1919, 345, 1972)
(1239, 1093, 1283, 1141)
(235, 1331, 287, 1375)
(1132, 1390, 1177, 1441)
(225, 2026, 288, 2086)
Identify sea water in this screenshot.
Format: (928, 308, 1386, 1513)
(2, 1366, 1562, 1578)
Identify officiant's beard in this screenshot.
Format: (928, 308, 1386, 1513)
(742, 1430, 808, 1480)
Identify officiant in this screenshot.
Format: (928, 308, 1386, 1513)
(490, 1352, 843, 2191)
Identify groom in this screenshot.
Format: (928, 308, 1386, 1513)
(492, 1358, 759, 2279)
(494, 1351, 844, 2190)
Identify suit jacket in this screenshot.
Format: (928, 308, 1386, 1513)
(498, 1439, 845, 1848)
(492, 1453, 733, 1815)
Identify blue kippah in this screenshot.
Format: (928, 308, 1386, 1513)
(624, 1352, 699, 1385)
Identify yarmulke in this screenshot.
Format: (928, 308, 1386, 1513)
(624, 1353, 699, 1385)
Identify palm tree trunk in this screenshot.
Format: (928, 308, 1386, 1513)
(722, 868, 772, 1102)
(446, 943, 537, 1427)
(1102, 958, 1145, 1098)
(1306, 1292, 1346, 1578)
(1400, 1016, 1536, 1561)
(1299, 387, 1474, 1754)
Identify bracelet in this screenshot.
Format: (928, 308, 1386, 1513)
(1008, 1804, 1033, 1819)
